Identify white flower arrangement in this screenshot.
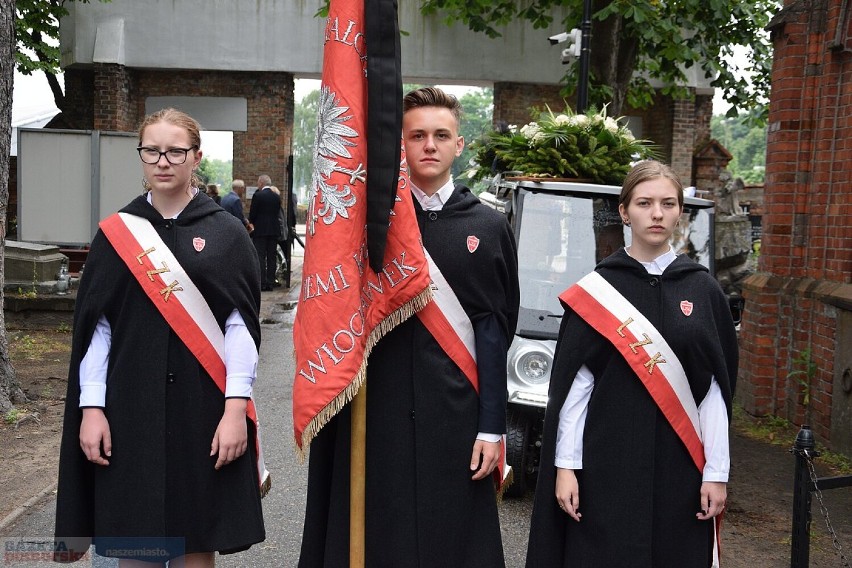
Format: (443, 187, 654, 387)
(466, 104, 657, 185)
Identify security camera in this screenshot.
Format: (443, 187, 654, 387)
(549, 32, 571, 45)
(552, 28, 582, 63)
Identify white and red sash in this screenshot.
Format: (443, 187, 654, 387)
(416, 249, 511, 492)
(560, 271, 704, 469)
(560, 271, 723, 566)
(100, 212, 271, 496)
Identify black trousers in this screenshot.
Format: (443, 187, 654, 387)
(252, 235, 278, 288)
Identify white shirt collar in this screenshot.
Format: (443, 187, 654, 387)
(410, 177, 455, 211)
(627, 246, 677, 276)
(146, 187, 199, 219)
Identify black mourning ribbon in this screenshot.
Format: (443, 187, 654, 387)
(365, 0, 402, 273)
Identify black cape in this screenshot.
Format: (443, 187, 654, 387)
(526, 249, 738, 568)
(299, 186, 520, 567)
(54, 193, 265, 561)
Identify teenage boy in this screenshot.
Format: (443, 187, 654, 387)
(299, 87, 519, 567)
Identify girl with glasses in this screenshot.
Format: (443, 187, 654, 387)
(55, 108, 266, 567)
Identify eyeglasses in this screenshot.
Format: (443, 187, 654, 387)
(137, 145, 198, 165)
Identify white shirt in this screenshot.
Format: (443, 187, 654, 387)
(78, 196, 258, 406)
(410, 177, 456, 210)
(555, 248, 730, 482)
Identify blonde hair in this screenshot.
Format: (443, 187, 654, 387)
(619, 160, 684, 209)
(138, 108, 203, 189)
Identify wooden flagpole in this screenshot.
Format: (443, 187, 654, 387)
(350, 383, 367, 567)
(350, 0, 401, 564)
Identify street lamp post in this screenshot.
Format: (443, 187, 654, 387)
(576, 0, 592, 113)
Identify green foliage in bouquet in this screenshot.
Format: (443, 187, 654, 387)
(464, 105, 658, 186)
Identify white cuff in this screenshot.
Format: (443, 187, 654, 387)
(79, 384, 107, 408)
(477, 432, 501, 443)
(554, 458, 583, 470)
(225, 373, 254, 399)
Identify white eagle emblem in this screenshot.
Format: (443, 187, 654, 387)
(307, 86, 365, 235)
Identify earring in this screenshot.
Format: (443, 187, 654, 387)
(142, 177, 151, 191)
(622, 218, 631, 226)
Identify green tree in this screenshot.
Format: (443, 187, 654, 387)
(419, 0, 777, 120)
(15, 0, 111, 112)
(711, 114, 766, 184)
(196, 157, 233, 189)
(456, 87, 493, 189)
(293, 88, 321, 196)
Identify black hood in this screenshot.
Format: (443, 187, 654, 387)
(119, 191, 222, 226)
(441, 184, 481, 212)
(597, 247, 708, 281)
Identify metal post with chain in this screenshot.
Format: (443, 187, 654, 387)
(790, 425, 851, 568)
(805, 451, 850, 567)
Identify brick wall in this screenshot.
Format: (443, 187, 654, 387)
(670, 98, 696, 184)
(739, 0, 852, 446)
(492, 82, 567, 129)
(93, 63, 135, 132)
(135, 70, 294, 192)
(62, 69, 94, 130)
(63, 66, 294, 195)
(492, 82, 712, 185)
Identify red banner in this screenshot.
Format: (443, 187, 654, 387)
(292, 0, 431, 452)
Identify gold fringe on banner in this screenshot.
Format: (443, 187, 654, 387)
(296, 285, 434, 461)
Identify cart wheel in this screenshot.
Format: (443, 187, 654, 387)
(504, 409, 532, 498)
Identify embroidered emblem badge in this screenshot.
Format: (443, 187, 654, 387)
(467, 235, 480, 253)
(680, 300, 694, 316)
(193, 237, 206, 252)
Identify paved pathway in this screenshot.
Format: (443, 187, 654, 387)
(2, 229, 850, 567)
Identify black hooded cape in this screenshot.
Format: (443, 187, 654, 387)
(54, 193, 265, 561)
(299, 185, 520, 567)
(526, 249, 738, 568)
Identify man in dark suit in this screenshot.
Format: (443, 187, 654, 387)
(221, 179, 250, 230)
(248, 174, 282, 291)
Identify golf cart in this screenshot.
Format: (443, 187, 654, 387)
(479, 176, 716, 497)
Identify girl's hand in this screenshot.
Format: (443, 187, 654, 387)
(79, 408, 111, 466)
(555, 468, 582, 522)
(697, 481, 727, 520)
(211, 399, 248, 470)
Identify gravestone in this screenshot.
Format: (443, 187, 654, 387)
(4, 240, 67, 294)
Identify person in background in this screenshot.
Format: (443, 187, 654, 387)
(221, 179, 251, 231)
(54, 108, 266, 566)
(206, 183, 221, 204)
(298, 87, 519, 567)
(526, 160, 738, 568)
(248, 175, 282, 292)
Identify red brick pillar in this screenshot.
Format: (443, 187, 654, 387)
(670, 97, 695, 186)
(127, 69, 294, 197)
(93, 63, 135, 132)
(234, 72, 293, 195)
(738, 0, 851, 445)
(62, 68, 95, 130)
(692, 140, 733, 199)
